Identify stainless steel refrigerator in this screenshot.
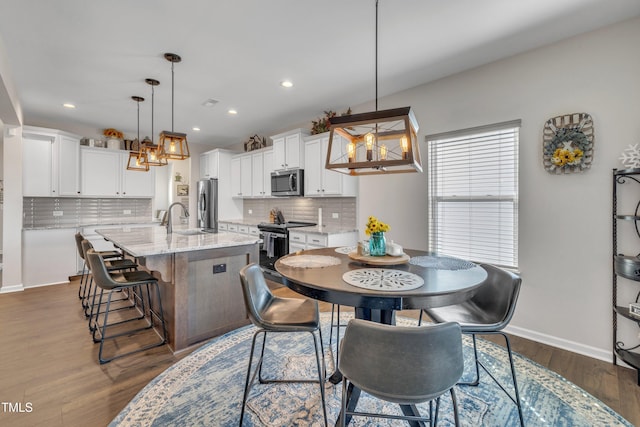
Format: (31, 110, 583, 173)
(197, 178, 218, 231)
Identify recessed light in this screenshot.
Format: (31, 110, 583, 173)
(228, 109, 238, 115)
(280, 80, 293, 88)
(192, 127, 201, 131)
(63, 103, 76, 109)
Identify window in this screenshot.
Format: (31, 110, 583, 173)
(426, 120, 520, 269)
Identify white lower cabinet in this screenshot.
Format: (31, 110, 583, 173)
(288, 230, 357, 254)
(218, 222, 259, 237)
(22, 228, 77, 287)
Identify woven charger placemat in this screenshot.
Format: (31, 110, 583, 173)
(279, 255, 342, 268)
(342, 268, 424, 291)
(334, 246, 357, 254)
(409, 255, 476, 270)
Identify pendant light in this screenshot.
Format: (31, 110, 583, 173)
(141, 78, 168, 167)
(159, 53, 190, 160)
(126, 95, 150, 171)
(325, 0, 422, 175)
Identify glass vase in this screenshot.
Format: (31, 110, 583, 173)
(369, 232, 386, 256)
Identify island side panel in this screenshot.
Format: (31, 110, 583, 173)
(141, 253, 179, 351)
(141, 243, 258, 352)
(185, 246, 255, 346)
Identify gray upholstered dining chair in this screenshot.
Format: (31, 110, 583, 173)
(85, 249, 167, 364)
(420, 263, 524, 426)
(238, 263, 327, 427)
(338, 319, 463, 426)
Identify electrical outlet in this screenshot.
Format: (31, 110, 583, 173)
(53, 211, 63, 217)
(332, 213, 339, 219)
(123, 209, 132, 215)
(248, 209, 253, 215)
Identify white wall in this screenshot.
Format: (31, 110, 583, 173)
(358, 17, 640, 361)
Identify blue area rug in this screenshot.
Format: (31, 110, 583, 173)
(110, 314, 632, 426)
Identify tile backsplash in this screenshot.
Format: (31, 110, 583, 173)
(243, 197, 356, 228)
(23, 197, 152, 229)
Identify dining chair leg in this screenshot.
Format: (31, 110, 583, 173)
(450, 388, 460, 427)
(458, 334, 481, 386)
(311, 332, 328, 427)
(239, 330, 263, 426)
(459, 333, 523, 427)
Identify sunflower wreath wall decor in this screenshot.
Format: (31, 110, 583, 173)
(542, 112, 594, 174)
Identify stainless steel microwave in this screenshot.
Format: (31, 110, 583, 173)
(271, 169, 304, 196)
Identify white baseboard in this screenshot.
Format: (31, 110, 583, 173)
(0, 284, 25, 293)
(505, 324, 611, 363)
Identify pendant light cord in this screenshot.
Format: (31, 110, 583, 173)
(375, 0, 378, 112)
(171, 60, 175, 132)
(151, 84, 154, 142)
(136, 100, 140, 142)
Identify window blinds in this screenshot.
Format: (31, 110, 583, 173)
(426, 120, 520, 269)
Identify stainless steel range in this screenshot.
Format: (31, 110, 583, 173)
(257, 220, 316, 281)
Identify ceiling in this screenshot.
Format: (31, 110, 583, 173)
(1, 0, 639, 149)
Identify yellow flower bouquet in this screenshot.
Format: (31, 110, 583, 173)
(365, 216, 390, 236)
(365, 216, 389, 256)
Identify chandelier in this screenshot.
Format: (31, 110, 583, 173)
(158, 53, 190, 160)
(325, 0, 422, 175)
(140, 78, 168, 167)
(126, 95, 149, 171)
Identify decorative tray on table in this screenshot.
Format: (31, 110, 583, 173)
(348, 252, 410, 266)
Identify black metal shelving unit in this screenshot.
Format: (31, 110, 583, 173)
(612, 167, 640, 385)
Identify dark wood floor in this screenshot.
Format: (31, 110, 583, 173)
(0, 280, 638, 426)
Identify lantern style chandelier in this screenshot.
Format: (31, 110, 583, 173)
(158, 53, 190, 160)
(126, 95, 149, 171)
(140, 78, 168, 167)
(325, 0, 422, 175)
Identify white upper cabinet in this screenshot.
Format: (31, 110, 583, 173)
(81, 149, 120, 196)
(230, 156, 243, 198)
(23, 127, 80, 197)
(121, 157, 155, 197)
(58, 135, 81, 196)
(271, 129, 308, 171)
(304, 132, 357, 197)
(251, 148, 273, 197)
(23, 133, 55, 196)
(80, 147, 154, 197)
(200, 150, 219, 179)
(240, 155, 252, 197)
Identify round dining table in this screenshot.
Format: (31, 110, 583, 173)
(275, 247, 487, 323)
(275, 247, 488, 427)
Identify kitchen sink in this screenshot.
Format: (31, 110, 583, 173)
(173, 229, 209, 236)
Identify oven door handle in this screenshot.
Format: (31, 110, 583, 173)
(259, 231, 287, 239)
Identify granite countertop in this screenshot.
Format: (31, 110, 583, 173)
(294, 225, 359, 235)
(219, 218, 263, 226)
(96, 226, 260, 257)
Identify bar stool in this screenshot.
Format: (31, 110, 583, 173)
(85, 249, 167, 364)
(74, 232, 122, 303)
(81, 239, 139, 330)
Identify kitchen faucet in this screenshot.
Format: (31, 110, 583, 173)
(164, 202, 189, 234)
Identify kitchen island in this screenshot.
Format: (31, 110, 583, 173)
(97, 226, 260, 353)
